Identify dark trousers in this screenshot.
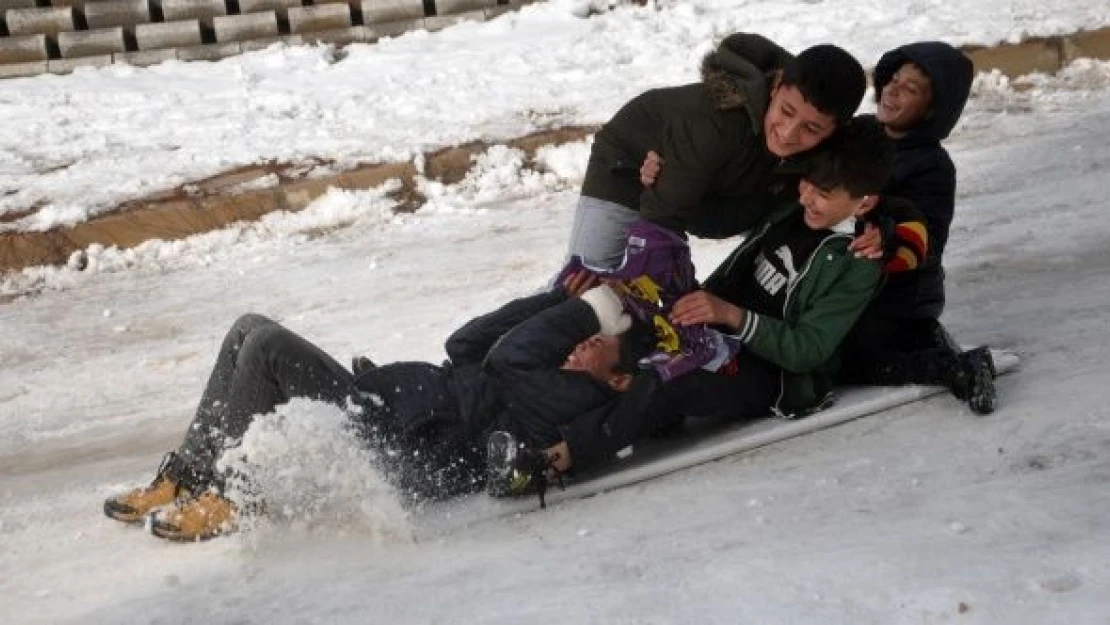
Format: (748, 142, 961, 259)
(837, 311, 961, 387)
(348, 362, 485, 501)
(562, 351, 777, 472)
(176, 315, 481, 500)
(177, 314, 356, 485)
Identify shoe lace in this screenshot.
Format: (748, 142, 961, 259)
(153, 452, 187, 498)
(534, 452, 565, 510)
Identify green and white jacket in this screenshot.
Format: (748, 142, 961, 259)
(703, 202, 883, 417)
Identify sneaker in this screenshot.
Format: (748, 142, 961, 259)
(486, 431, 559, 508)
(149, 491, 238, 542)
(961, 347, 998, 415)
(104, 452, 190, 525)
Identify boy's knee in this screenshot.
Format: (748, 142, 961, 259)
(229, 313, 275, 336)
(239, 322, 293, 356)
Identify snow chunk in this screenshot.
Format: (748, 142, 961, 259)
(218, 398, 414, 544)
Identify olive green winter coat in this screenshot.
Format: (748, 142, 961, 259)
(580, 33, 797, 234)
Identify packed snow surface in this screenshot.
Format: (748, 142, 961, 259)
(2, 2, 1110, 623)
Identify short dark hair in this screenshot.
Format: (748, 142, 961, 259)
(781, 44, 866, 124)
(803, 117, 895, 197)
(615, 321, 657, 375)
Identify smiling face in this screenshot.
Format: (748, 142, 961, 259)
(797, 178, 876, 230)
(563, 334, 623, 383)
(763, 84, 838, 158)
(877, 63, 934, 136)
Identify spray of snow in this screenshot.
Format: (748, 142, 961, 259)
(217, 397, 414, 544)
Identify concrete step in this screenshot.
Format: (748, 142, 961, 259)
(238, 0, 302, 19)
(175, 40, 239, 61)
(287, 3, 349, 34)
(359, 0, 424, 23)
(5, 6, 74, 35)
(0, 59, 47, 78)
(0, 33, 49, 63)
(424, 8, 481, 30)
(113, 47, 175, 66)
(363, 16, 418, 39)
(0, 0, 37, 10)
(158, 0, 227, 28)
(48, 53, 112, 72)
(83, 0, 152, 32)
(43, 0, 92, 9)
(433, 0, 495, 16)
(135, 18, 201, 50)
(294, 23, 363, 45)
(238, 33, 284, 51)
(213, 11, 277, 42)
(58, 26, 127, 57)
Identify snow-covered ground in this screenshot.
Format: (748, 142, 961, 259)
(3, 0, 1110, 231)
(3, 2, 1110, 623)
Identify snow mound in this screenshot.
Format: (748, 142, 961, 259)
(217, 398, 414, 544)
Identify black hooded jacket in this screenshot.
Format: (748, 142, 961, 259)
(579, 33, 798, 234)
(443, 291, 618, 448)
(870, 42, 974, 319)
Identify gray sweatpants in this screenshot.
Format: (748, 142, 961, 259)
(564, 195, 641, 271)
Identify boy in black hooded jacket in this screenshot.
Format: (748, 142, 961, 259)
(837, 41, 998, 415)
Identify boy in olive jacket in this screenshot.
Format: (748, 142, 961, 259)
(565, 33, 867, 270)
(489, 119, 920, 493)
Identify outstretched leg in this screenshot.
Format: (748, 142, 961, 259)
(177, 314, 356, 486)
(108, 315, 360, 537)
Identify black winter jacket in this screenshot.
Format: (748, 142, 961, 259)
(444, 291, 618, 447)
(580, 33, 798, 234)
(870, 42, 974, 319)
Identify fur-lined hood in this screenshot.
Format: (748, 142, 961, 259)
(701, 33, 794, 132)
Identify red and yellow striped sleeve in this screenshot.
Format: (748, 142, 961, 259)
(883, 221, 928, 274)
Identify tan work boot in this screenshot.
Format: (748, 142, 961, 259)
(104, 452, 190, 524)
(150, 492, 238, 542)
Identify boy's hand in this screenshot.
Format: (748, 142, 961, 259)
(849, 222, 884, 259)
(562, 269, 600, 298)
(670, 290, 743, 330)
(641, 151, 664, 186)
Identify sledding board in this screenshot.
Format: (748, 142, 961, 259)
(416, 349, 1019, 534)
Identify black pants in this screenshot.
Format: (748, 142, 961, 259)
(837, 311, 962, 387)
(348, 362, 485, 501)
(562, 351, 777, 472)
(175, 315, 481, 500)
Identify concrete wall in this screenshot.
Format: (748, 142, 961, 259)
(57, 27, 127, 57)
(213, 12, 279, 42)
(5, 7, 75, 36)
(2, 0, 531, 71)
(0, 33, 48, 62)
(135, 19, 202, 49)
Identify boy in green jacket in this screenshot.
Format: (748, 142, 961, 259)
(489, 118, 917, 496)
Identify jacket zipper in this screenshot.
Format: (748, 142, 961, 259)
(771, 232, 852, 417)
